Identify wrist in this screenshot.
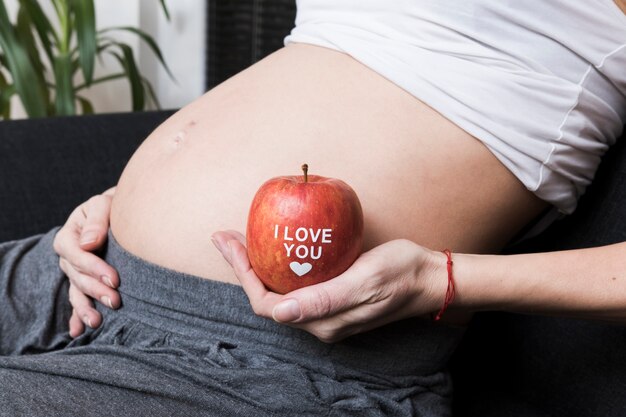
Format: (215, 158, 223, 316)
(421, 248, 453, 315)
(422, 250, 492, 316)
(413, 247, 509, 318)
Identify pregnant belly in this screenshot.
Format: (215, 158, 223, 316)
(110, 43, 545, 285)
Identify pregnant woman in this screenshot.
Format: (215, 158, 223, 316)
(2, 1, 626, 416)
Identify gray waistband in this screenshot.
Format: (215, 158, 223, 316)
(103, 230, 465, 378)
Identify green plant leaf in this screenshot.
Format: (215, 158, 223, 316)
(51, 0, 71, 53)
(141, 76, 161, 110)
(53, 54, 75, 115)
(76, 95, 93, 114)
(0, 1, 47, 117)
(75, 71, 125, 91)
(108, 43, 144, 111)
(16, 5, 51, 106)
(16, 6, 44, 74)
(71, 0, 96, 85)
(17, 0, 56, 62)
(0, 69, 14, 119)
(101, 26, 175, 81)
(159, 0, 170, 21)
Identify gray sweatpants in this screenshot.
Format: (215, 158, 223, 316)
(0, 228, 465, 416)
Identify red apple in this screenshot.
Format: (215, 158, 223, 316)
(246, 164, 364, 294)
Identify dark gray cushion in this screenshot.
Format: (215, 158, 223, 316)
(0, 111, 174, 242)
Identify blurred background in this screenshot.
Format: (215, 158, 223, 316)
(3, 0, 206, 117)
(1, 0, 296, 119)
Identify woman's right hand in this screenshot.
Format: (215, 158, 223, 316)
(53, 187, 121, 338)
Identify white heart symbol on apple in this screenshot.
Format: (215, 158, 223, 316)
(289, 261, 312, 277)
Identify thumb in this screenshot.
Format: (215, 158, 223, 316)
(272, 278, 358, 323)
(79, 196, 112, 249)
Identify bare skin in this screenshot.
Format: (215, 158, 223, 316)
(111, 43, 545, 278)
(615, 0, 626, 15)
(109, 43, 547, 325)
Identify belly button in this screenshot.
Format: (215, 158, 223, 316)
(172, 130, 186, 147)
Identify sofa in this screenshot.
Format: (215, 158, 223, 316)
(451, 132, 626, 416)
(1, 111, 625, 416)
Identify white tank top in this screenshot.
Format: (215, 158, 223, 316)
(284, 0, 626, 215)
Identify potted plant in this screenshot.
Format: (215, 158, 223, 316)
(0, 0, 172, 119)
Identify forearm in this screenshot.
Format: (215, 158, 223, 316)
(452, 242, 626, 322)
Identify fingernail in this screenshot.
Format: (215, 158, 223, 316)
(102, 275, 115, 288)
(273, 299, 301, 323)
(80, 231, 98, 245)
(211, 237, 224, 255)
(101, 295, 114, 309)
(226, 240, 233, 258)
(84, 315, 93, 328)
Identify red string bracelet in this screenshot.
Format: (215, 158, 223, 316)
(433, 249, 456, 321)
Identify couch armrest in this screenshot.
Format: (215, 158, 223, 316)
(0, 110, 175, 242)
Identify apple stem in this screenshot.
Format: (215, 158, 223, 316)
(302, 163, 308, 183)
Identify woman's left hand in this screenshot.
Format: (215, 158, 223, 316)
(211, 230, 447, 343)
